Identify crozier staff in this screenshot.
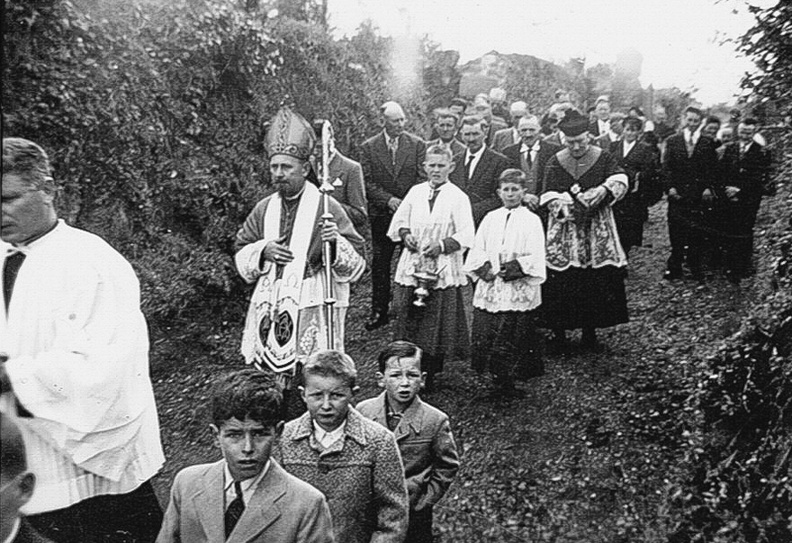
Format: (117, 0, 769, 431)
(235, 107, 365, 390)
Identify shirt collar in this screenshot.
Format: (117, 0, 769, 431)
(223, 460, 270, 495)
(466, 145, 485, 160)
(312, 420, 346, 444)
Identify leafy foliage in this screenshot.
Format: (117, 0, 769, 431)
(667, 137, 792, 543)
(737, 0, 792, 109)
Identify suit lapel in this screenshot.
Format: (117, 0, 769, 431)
(470, 150, 488, 184)
(376, 132, 395, 176)
(394, 397, 424, 442)
(193, 461, 226, 542)
(228, 462, 287, 543)
(393, 135, 409, 177)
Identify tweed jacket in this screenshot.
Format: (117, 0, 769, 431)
(357, 393, 460, 512)
(449, 146, 510, 224)
(277, 408, 409, 543)
(662, 132, 719, 206)
(156, 460, 334, 543)
(360, 130, 427, 217)
(502, 140, 562, 195)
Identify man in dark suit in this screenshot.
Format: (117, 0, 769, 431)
(610, 117, 661, 254)
(588, 96, 611, 137)
(717, 118, 773, 283)
(426, 108, 466, 157)
(450, 115, 509, 224)
(360, 101, 426, 330)
(662, 106, 719, 281)
(501, 115, 561, 208)
(491, 101, 528, 152)
(472, 97, 508, 148)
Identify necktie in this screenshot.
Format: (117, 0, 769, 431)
(225, 481, 245, 538)
(465, 154, 475, 182)
(389, 137, 398, 164)
(3, 252, 26, 312)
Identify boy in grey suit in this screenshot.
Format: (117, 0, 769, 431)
(157, 370, 333, 543)
(357, 341, 460, 543)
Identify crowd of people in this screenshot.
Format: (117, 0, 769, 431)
(0, 84, 776, 542)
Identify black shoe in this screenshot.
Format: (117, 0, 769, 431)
(725, 272, 741, 286)
(364, 311, 389, 331)
(663, 269, 682, 281)
(581, 329, 603, 352)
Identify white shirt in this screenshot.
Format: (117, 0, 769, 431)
(622, 139, 637, 157)
(597, 118, 609, 135)
(684, 128, 700, 147)
(312, 420, 346, 448)
(463, 145, 486, 178)
(2, 221, 165, 514)
(520, 141, 541, 165)
(223, 460, 271, 507)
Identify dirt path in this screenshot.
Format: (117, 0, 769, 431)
(151, 197, 773, 541)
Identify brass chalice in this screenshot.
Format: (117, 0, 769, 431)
(412, 269, 440, 307)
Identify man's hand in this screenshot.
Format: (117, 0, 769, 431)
(402, 232, 419, 252)
(702, 188, 714, 204)
(522, 193, 539, 211)
(321, 219, 338, 243)
(668, 187, 681, 200)
(584, 186, 609, 207)
(262, 235, 294, 266)
(725, 186, 741, 200)
(387, 197, 402, 213)
(422, 241, 442, 259)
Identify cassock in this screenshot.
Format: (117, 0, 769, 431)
(463, 206, 546, 382)
(539, 147, 629, 330)
(387, 181, 474, 376)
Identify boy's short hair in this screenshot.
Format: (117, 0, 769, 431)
(377, 340, 423, 373)
(425, 144, 453, 162)
(705, 115, 721, 126)
(685, 106, 704, 118)
(498, 168, 527, 188)
(211, 369, 283, 427)
(302, 350, 357, 389)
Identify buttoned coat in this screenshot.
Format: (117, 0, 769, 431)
(718, 140, 772, 211)
(360, 131, 426, 217)
(277, 408, 409, 543)
(502, 140, 562, 195)
(156, 460, 334, 543)
(449, 147, 509, 224)
(662, 133, 719, 205)
(357, 393, 460, 512)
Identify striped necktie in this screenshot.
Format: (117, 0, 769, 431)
(225, 481, 245, 538)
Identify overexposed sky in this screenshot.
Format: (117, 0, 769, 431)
(327, 0, 766, 106)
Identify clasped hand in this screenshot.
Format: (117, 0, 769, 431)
(263, 220, 338, 265)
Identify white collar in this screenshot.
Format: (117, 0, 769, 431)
(223, 460, 270, 503)
(465, 145, 485, 160)
(312, 420, 346, 446)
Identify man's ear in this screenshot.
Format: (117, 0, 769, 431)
(420, 372, 427, 389)
(274, 420, 285, 437)
(447, 161, 456, 174)
(298, 385, 306, 403)
(375, 371, 386, 388)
